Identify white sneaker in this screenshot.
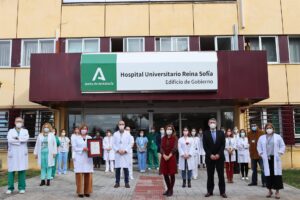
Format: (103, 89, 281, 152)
(193, 176, 197, 180)
(19, 190, 25, 194)
(245, 177, 249, 180)
(130, 176, 134, 180)
(105, 170, 109, 173)
(6, 190, 12, 195)
(242, 177, 245, 180)
(111, 170, 114, 173)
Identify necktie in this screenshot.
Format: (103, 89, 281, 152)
(212, 131, 216, 144)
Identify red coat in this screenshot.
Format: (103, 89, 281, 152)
(159, 135, 178, 175)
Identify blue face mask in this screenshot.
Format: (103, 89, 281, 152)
(251, 127, 257, 131)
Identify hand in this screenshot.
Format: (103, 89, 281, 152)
(215, 154, 220, 160)
(163, 154, 169, 161)
(83, 147, 89, 152)
(210, 155, 216, 160)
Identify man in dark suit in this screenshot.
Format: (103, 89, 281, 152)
(203, 118, 227, 198)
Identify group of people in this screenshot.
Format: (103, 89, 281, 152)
(6, 117, 286, 199)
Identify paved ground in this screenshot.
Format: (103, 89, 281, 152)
(0, 167, 300, 200)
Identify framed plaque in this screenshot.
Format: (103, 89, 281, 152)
(87, 138, 103, 157)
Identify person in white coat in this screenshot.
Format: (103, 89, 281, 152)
(103, 129, 115, 173)
(6, 117, 29, 195)
(71, 127, 80, 171)
(178, 127, 195, 188)
(257, 123, 285, 199)
(57, 129, 70, 175)
(198, 128, 206, 168)
(224, 128, 236, 183)
(34, 123, 57, 186)
(125, 126, 134, 180)
(237, 129, 250, 180)
(113, 120, 132, 188)
(191, 128, 200, 179)
(73, 125, 93, 198)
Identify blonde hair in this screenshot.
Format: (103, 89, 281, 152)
(41, 122, 53, 134)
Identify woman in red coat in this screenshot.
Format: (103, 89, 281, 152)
(159, 124, 178, 197)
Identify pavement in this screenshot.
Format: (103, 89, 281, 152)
(0, 167, 299, 200)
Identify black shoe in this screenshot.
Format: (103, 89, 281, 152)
(84, 194, 90, 197)
(46, 179, 50, 186)
(205, 193, 213, 197)
(188, 179, 191, 188)
(262, 183, 266, 187)
(248, 183, 257, 186)
(182, 180, 186, 188)
(125, 183, 130, 188)
(114, 183, 120, 188)
(163, 190, 169, 195)
(167, 190, 173, 197)
(78, 194, 84, 198)
(221, 193, 228, 198)
(40, 180, 45, 186)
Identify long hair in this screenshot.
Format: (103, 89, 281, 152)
(41, 122, 53, 134)
(165, 124, 177, 137)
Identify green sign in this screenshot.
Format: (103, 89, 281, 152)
(81, 54, 117, 93)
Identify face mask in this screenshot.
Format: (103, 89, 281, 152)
(251, 126, 257, 131)
(199, 131, 203, 134)
(166, 130, 172, 135)
(227, 132, 232, 136)
(140, 133, 144, 137)
(160, 130, 165, 135)
(233, 129, 238, 133)
(81, 129, 87, 135)
(240, 132, 246, 137)
(15, 122, 23, 129)
(209, 123, 216, 129)
(266, 128, 273, 134)
(44, 128, 50, 133)
(191, 131, 196, 136)
(183, 130, 189, 136)
(119, 125, 125, 130)
(61, 132, 66, 136)
(151, 129, 155, 133)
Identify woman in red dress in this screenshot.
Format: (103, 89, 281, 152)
(159, 124, 178, 197)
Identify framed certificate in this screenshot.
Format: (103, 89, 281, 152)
(87, 138, 103, 157)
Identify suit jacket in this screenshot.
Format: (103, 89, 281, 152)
(203, 130, 225, 162)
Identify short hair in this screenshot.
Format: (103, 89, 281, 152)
(15, 117, 23, 122)
(208, 118, 217, 122)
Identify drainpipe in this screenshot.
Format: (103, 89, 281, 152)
(239, 0, 245, 29)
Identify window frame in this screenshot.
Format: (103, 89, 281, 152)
(155, 37, 190, 52)
(0, 40, 12, 68)
(244, 36, 279, 64)
(66, 38, 100, 53)
(288, 36, 300, 64)
(123, 37, 145, 52)
(21, 39, 56, 67)
(294, 108, 300, 139)
(214, 36, 233, 51)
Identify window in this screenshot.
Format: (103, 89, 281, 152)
(66, 38, 100, 53)
(294, 108, 300, 138)
(124, 38, 144, 52)
(22, 39, 55, 66)
(0, 111, 9, 139)
(111, 38, 124, 52)
(0, 40, 11, 67)
(155, 37, 189, 52)
(244, 36, 279, 63)
(289, 37, 300, 63)
(200, 36, 232, 51)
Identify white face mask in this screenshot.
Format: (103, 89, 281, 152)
(140, 133, 144, 137)
(119, 125, 125, 131)
(183, 130, 189, 136)
(209, 123, 216, 129)
(233, 129, 238, 133)
(61, 132, 66, 136)
(81, 129, 87, 135)
(191, 131, 196, 136)
(166, 130, 172, 135)
(44, 128, 50, 133)
(160, 130, 165, 135)
(240, 132, 246, 137)
(266, 128, 273, 135)
(15, 122, 23, 129)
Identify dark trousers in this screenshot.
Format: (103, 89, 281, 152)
(251, 159, 266, 185)
(240, 163, 249, 177)
(115, 168, 129, 184)
(164, 175, 175, 193)
(206, 159, 226, 194)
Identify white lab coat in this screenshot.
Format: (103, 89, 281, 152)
(71, 134, 79, 159)
(224, 137, 237, 162)
(257, 134, 285, 176)
(198, 135, 205, 156)
(191, 136, 200, 156)
(34, 133, 58, 167)
(237, 137, 250, 163)
(73, 135, 94, 173)
(113, 131, 132, 168)
(103, 136, 115, 161)
(7, 128, 29, 172)
(178, 137, 195, 170)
